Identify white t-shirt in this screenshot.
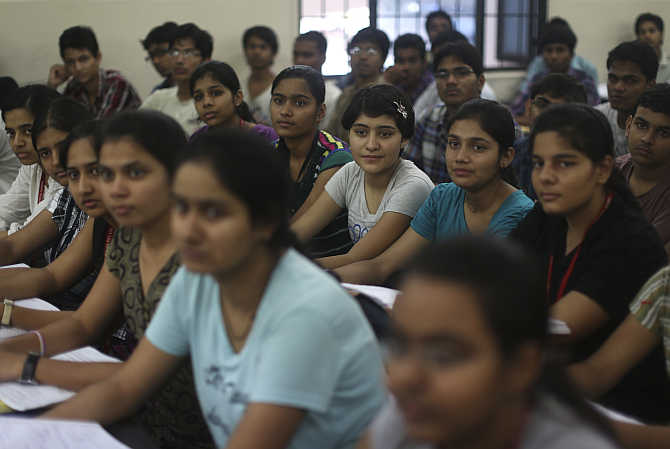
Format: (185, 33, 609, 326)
(323, 80, 342, 130)
(0, 116, 21, 194)
(140, 86, 201, 136)
(325, 159, 434, 244)
(595, 102, 628, 157)
(242, 80, 272, 125)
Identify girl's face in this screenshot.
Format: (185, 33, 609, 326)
(445, 119, 512, 192)
(193, 74, 241, 128)
(65, 137, 107, 218)
(35, 127, 69, 186)
(387, 275, 533, 447)
(171, 162, 273, 277)
(349, 113, 405, 177)
(271, 77, 324, 140)
(97, 137, 171, 228)
(531, 131, 612, 217)
(4, 108, 38, 165)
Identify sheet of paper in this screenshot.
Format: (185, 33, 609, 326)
(0, 416, 130, 448)
(341, 283, 400, 309)
(549, 318, 571, 335)
(0, 298, 59, 340)
(0, 347, 120, 411)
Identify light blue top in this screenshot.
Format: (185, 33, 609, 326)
(520, 54, 599, 92)
(410, 183, 534, 241)
(146, 249, 386, 449)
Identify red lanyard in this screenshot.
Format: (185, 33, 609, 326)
(546, 193, 613, 303)
(37, 172, 47, 203)
(103, 226, 115, 252)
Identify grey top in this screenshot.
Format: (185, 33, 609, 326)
(595, 102, 628, 157)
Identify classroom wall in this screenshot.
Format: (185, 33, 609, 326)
(0, 0, 668, 101)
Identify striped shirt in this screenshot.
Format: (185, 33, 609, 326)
(64, 69, 141, 119)
(405, 104, 448, 184)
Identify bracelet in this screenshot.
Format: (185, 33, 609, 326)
(1, 299, 14, 326)
(30, 330, 45, 356)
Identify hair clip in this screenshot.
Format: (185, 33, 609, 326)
(393, 101, 408, 120)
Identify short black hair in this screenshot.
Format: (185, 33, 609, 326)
(59, 26, 99, 58)
(141, 21, 178, 50)
(0, 77, 18, 107)
(425, 10, 453, 34)
(635, 83, 670, 117)
(635, 13, 664, 34)
(349, 27, 391, 62)
(174, 23, 213, 59)
(433, 41, 483, 76)
(243, 26, 279, 55)
(296, 31, 327, 55)
(607, 40, 659, 82)
(530, 73, 587, 104)
(538, 22, 577, 53)
(1, 84, 60, 123)
(431, 30, 468, 50)
(393, 33, 426, 60)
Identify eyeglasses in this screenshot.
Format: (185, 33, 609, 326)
(434, 67, 475, 80)
(145, 49, 169, 62)
(349, 46, 380, 57)
(169, 48, 201, 59)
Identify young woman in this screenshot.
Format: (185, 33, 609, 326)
(272, 65, 354, 258)
(335, 99, 534, 285)
(511, 103, 670, 422)
(0, 110, 213, 449)
(292, 85, 433, 269)
(361, 236, 619, 449)
(42, 128, 386, 449)
(190, 61, 278, 141)
(0, 84, 61, 234)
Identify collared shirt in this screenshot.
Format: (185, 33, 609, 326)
(395, 70, 434, 105)
(510, 67, 599, 116)
(64, 69, 141, 119)
(520, 54, 599, 93)
(152, 76, 174, 93)
(405, 103, 448, 184)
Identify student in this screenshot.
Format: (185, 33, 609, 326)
(0, 76, 21, 194)
(361, 236, 619, 449)
(327, 27, 390, 142)
(406, 41, 484, 183)
(189, 61, 277, 141)
(241, 25, 278, 125)
(635, 12, 670, 83)
(47, 26, 140, 119)
(0, 85, 61, 234)
(142, 23, 213, 136)
(272, 65, 354, 258)
(293, 31, 342, 127)
(512, 73, 587, 200)
(518, 18, 599, 94)
(0, 111, 213, 449)
(596, 41, 658, 156)
(383, 34, 433, 106)
(40, 128, 386, 449)
(511, 21, 599, 121)
(425, 10, 453, 47)
(292, 85, 433, 269)
(335, 99, 533, 285)
(616, 83, 670, 254)
(511, 104, 670, 422)
(141, 21, 178, 92)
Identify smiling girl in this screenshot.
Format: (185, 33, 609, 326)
(292, 85, 433, 269)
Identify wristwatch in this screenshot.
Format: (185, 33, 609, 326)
(19, 352, 40, 385)
(1, 299, 13, 326)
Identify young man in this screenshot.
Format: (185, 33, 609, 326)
(512, 73, 587, 199)
(141, 21, 178, 92)
(241, 26, 278, 125)
(293, 31, 341, 128)
(616, 83, 670, 253)
(384, 34, 433, 105)
(326, 27, 390, 142)
(0, 77, 21, 194)
(596, 41, 658, 156)
(141, 23, 212, 136)
(47, 26, 141, 119)
(636, 13, 670, 83)
(511, 21, 598, 120)
(405, 41, 484, 184)
(425, 10, 453, 47)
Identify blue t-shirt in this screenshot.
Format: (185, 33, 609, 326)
(410, 183, 534, 241)
(146, 249, 385, 449)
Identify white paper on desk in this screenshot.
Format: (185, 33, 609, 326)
(0, 346, 121, 411)
(341, 283, 400, 309)
(0, 416, 130, 448)
(0, 298, 60, 340)
(0, 263, 29, 269)
(549, 318, 571, 335)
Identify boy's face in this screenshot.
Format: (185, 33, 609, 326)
(62, 47, 101, 85)
(171, 37, 204, 82)
(637, 21, 663, 51)
(349, 41, 384, 80)
(293, 39, 325, 72)
(607, 60, 655, 113)
(626, 106, 670, 170)
(244, 36, 275, 71)
(147, 42, 173, 78)
(542, 43, 572, 73)
(427, 17, 452, 44)
(394, 47, 426, 88)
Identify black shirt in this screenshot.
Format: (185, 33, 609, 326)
(512, 193, 670, 423)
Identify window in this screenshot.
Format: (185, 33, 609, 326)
(299, 0, 546, 75)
